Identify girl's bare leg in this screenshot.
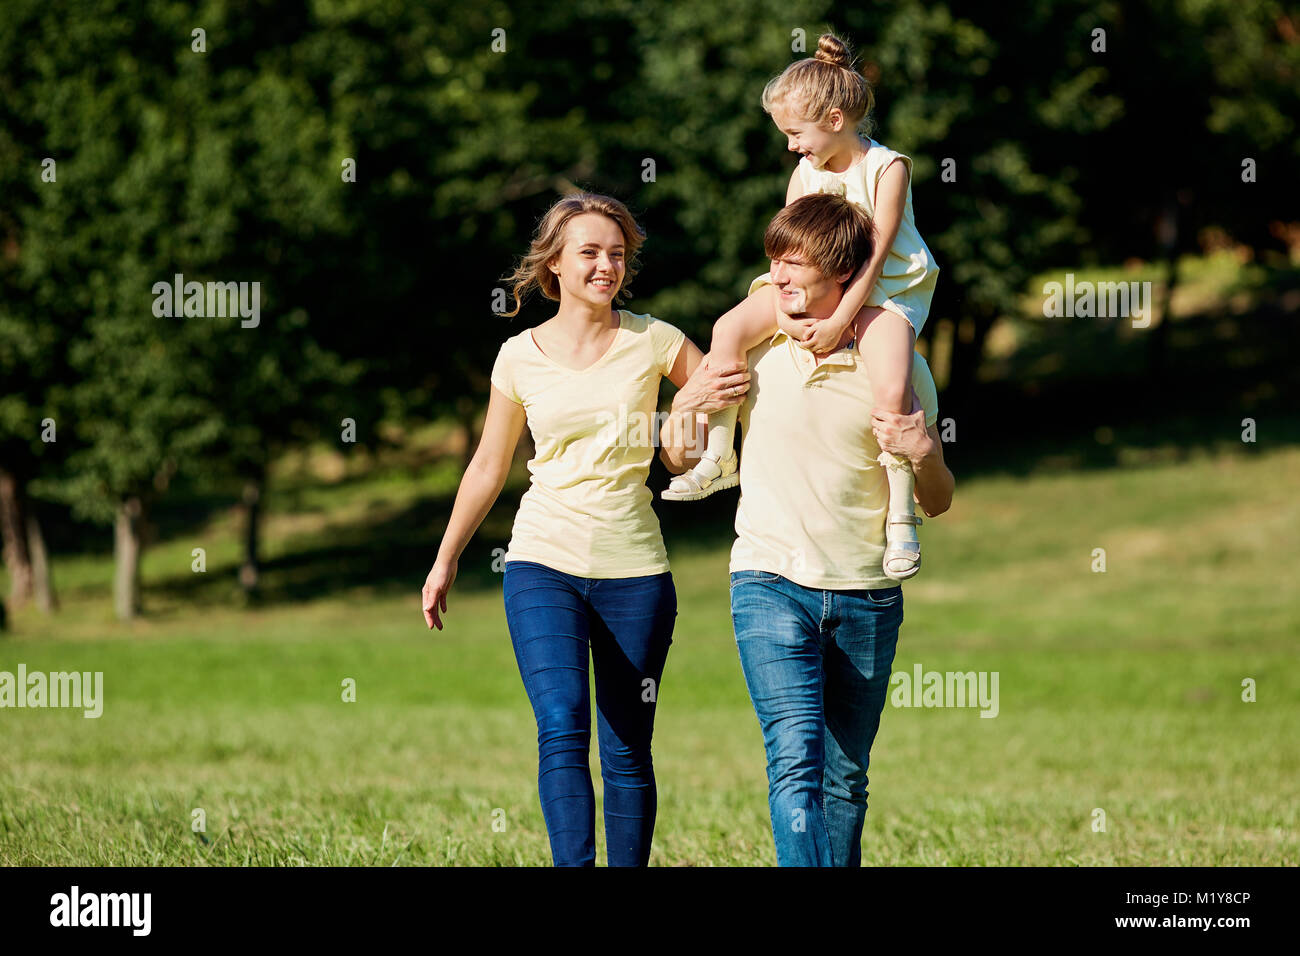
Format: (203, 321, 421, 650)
(859, 307, 922, 579)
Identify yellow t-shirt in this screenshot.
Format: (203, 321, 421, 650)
(729, 278, 940, 590)
(796, 139, 939, 333)
(490, 310, 686, 578)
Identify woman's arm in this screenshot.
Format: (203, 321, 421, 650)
(422, 385, 527, 629)
(659, 339, 706, 475)
(799, 159, 910, 355)
(659, 339, 750, 474)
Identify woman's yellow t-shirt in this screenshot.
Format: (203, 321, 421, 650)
(490, 310, 686, 578)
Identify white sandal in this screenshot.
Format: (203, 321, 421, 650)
(661, 452, 739, 501)
(883, 513, 922, 580)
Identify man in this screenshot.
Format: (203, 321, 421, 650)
(660, 192, 954, 866)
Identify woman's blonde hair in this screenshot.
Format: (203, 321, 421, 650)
(761, 32, 875, 138)
(500, 192, 646, 317)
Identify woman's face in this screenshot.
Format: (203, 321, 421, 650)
(772, 103, 843, 170)
(548, 213, 626, 307)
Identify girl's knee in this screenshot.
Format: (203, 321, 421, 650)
(874, 375, 910, 412)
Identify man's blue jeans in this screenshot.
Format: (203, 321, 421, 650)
(730, 570, 903, 866)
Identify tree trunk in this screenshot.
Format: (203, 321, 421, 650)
(114, 495, 145, 620)
(1147, 192, 1182, 383)
(457, 396, 480, 471)
(26, 509, 57, 612)
(238, 471, 264, 595)
(942, 303, 998, 414)
(0, 466, 34, 609)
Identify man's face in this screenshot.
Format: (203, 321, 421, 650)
(769, 252, 851, 318)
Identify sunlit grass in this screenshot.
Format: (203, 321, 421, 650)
(2, 443, 1296, 865)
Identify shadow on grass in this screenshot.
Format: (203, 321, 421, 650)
(142, 458, 746, 610)
(938, 293, 1299, 479)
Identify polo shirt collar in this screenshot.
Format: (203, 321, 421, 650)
(771, 327, 858, 377)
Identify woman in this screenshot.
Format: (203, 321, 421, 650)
(420, 192, 748, 867)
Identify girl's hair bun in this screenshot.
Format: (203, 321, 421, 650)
(813, 33, 854, 70)
(761, 30, 875, 137)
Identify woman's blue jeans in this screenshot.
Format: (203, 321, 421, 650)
(503, 560, 676, 866)
(729, 569, 903, 867)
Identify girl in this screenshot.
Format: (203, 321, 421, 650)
(420, 192, 746, 866)
(662, 32, 939, 582)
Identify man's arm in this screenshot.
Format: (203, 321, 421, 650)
(910, 425, 953, 517)
(871, 401, 954, 517)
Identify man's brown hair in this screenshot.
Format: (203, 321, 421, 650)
(763, 192, 874, 282)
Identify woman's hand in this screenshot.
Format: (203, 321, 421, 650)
(871, 389, 933, 466)
(422, 558, 458, 630)
(671, 353, 750, 415)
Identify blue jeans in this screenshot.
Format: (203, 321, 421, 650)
(729, 570, 903, 867)
(503, 560, 676, 866)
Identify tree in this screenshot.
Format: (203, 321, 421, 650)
(5, 1, 358, 616)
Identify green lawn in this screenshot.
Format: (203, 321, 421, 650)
(1, 443, 1297, 865)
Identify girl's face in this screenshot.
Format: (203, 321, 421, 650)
(772, 104, 845, 170)
(548, 213, 626, 307)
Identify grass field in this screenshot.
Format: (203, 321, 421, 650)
(2, 436, 1297, 866)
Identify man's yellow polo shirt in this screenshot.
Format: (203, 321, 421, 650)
(730, 279, 940, 590)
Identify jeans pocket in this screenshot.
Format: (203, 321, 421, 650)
(729, 569, 783, 590)
(864, 585, 902, 606)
